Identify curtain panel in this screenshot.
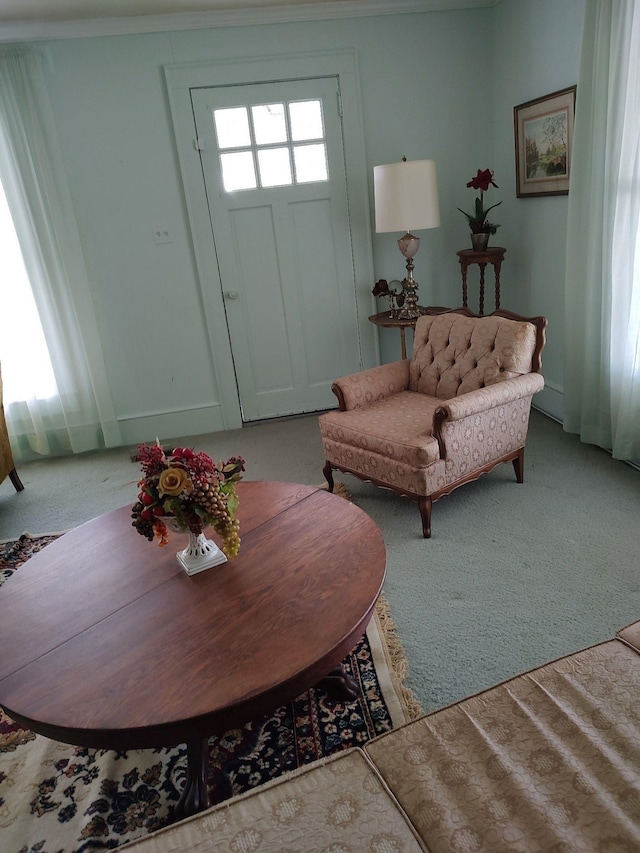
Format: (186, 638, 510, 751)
(0, 46, 122, 460)
(564, 0, 640, 462)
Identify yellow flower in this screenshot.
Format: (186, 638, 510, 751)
(158, 466, 192, 497)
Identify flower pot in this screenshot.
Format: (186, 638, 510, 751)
(158, 517, 227, 575)
(471, 232, 490, 251)
(177, 530, 227, 575)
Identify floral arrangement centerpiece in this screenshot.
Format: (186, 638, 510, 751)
(372, 278, 405, 315)
(131, 443, 245, 562)
(458, 168, 502, 236)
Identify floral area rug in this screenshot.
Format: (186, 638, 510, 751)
(0, 532, 422, 853)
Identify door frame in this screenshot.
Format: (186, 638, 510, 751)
(165, 50, 377, 429)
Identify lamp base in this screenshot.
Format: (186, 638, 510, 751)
(394, 233, 422, 319)
(397, 232, 420, 260)
(398, 296, 421, 320)
(397, 252, 421, 320)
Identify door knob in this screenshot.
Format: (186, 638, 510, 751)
(225, 291, 239, 299)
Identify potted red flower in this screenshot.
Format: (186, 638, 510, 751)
(458, 169, 502, 249)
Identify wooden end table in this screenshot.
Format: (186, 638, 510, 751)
(457, 247, 506, 315)
(0, 481, 386, 820)
(369, 306, 450, 358)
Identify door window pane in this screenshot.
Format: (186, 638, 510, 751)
(220, 151, 257, 191)
(289, 100, 324, 141)
(213, 98, 329, 192)
(252, 103, 287, 145)
(293, 143, 328, 183)
(213, 107, 251, 149)
(258, 147, 293, 187)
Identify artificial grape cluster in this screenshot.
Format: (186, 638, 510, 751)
(191, 480, 240, 558)
(218, 516, 241, 559)
(191, 482, 225, 517)
(184, 511, 205, 536)
(131, 501, 155, 541)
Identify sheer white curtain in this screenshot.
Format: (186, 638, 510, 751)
(0, 45, 122, 461)
(564, 0, 640, 461)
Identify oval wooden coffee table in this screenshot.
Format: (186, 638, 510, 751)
(0, 481, 386, 819)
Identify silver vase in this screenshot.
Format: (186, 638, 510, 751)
(471, 232, 490, 251)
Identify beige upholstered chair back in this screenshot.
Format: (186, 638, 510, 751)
(409, 313, 538, 400)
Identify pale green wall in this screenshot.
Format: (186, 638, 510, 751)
(26, 0, 584, 442)
(491, 0, 586, 420)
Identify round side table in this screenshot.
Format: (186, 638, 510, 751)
(369, 306, 449, 359)
(456, 247, 506, 315)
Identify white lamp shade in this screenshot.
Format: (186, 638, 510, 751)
(374, 159, 440, 233)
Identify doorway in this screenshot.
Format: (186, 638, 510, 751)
(165, 51, 376, 429)
(191, 78, 360, 421)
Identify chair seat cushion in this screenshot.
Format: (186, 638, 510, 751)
(319, 391, 441, 467)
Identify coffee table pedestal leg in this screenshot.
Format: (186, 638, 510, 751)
(174, 738, 211, 821)
(318, 663, 360, 702)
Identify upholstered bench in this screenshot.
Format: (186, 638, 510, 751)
(366, 635, 640, 851)
(121, 748, 428, 852)
(122, 621, 640, 852)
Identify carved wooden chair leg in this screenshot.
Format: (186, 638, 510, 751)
(418, 496, 432, 539)
(9, 468, 24, 492)
(322, 461, 335, 492)
(512, 448, 525, 484)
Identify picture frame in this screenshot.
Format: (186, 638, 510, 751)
(514, 85, 576, 198)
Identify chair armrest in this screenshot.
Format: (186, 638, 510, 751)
(436, 374, 544, 422)
(331, 360, 410, 411)
(433, 373, 544, 457)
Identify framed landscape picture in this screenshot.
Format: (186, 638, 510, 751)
(514, 86, 576, 197)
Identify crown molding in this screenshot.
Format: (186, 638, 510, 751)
(0, 0, 494, 44)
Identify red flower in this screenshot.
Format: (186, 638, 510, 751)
(372, 279, 390, 297)
(466, 169, 498, 192)
(458, 169, 501, 234)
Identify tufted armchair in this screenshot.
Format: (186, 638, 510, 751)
(0, 363, 24, 492)
(319, 308, 546, 537)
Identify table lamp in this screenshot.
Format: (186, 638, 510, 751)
(374, 157, 440, 319)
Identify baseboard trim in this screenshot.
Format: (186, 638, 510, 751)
(533, 383, 563, 423)
(118, 404, 226, 446)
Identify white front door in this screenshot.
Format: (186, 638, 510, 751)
(191, 77, 361, 421)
